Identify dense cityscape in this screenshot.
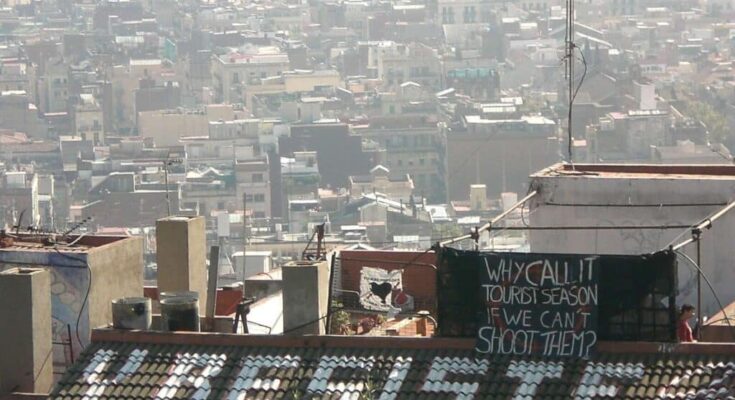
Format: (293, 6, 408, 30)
(1, 0, 735, 398)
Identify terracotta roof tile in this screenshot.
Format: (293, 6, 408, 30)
(49, 333, 735, 400)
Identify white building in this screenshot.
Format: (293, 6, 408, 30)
(73, 94, 104, 145)
(212, 47, 290, 104)
(528, 163, 735, 317)
(349, 165, 414, 202)
(235, 156, 272, 219)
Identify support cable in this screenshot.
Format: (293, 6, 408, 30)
(439, 190, 538, 247)
(675, 250, 735, 341)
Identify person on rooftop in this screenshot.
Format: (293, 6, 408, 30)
(677, 304, 696, 343)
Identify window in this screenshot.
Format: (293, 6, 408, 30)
(389, 105, 395, 114)
(253, 173, 263, 183)
(254, 194, 265, 202)
(233, 72, 240, 83)
(218, 201, 225, 209)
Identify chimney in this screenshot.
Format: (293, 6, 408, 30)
(282, 260, 329, 335)
(156, 216, 208, 313)
(416, 310, 431, 337)
(0, 268, 52, 395)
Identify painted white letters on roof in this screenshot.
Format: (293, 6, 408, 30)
(421, 357, 489, 400)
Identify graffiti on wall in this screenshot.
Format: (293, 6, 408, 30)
(0, 263, 89, 360)
(50, 265, 90, 357)
(359, 266, 414, 314)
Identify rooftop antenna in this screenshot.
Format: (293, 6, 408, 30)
(61, 216, 93, 240)
(564, 0, 574, 165)
(565, 0, 575, 164)
(564, 0, 587, 166)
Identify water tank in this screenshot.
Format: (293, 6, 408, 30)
(160, 293, 200, 332)
(111, 297, 152, 330)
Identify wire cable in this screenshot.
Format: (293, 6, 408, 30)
(675, 249, 735, 341)
(520, 184, 535, 228)
(281, 312, 330, 335)
(571, 46, 588, 106)
(705, 316, 735, 326)
(283, 247, 436, 335)
(67, 231, 91, 246)
(544, 201, 727, 207)
(664, 201, 735, 250)
(53, 248, 91, 348)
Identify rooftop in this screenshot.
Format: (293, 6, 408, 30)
(465, 115, 555, 125)
(51, 329, 735, 399)
(0, 234, 131, 254)
(534, 163, 735, 180)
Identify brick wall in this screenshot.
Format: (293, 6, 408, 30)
(337, 250, 438, 315)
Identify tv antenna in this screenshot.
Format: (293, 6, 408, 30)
(564, 0, 586, 164)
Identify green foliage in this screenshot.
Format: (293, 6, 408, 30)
(359, 373, 376, 400)
(687, 101, 728, 144)
(329, 300, 353, 335)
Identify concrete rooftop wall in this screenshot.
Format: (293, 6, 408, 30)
(529, 173, 735, 316)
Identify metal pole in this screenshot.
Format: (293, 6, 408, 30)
(325, 253, 336, 334)
(694, 200, 735, 232)
(67, 324, 74, 363)
(566, 0, 574, 162)
(246, 191, 248, 282)
(164, 162, 171, 216)
(695, 231, 702, 340)
(205, 245, 220, 332)
(671, 236, 695, 252)
(440, 190, 538, 247)
(668, 200, 735, 251)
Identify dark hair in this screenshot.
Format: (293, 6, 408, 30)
(679, 304, 695, 316)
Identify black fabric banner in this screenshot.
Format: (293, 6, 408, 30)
(436, 248, 677, 357)
(476, 252, 600, 358)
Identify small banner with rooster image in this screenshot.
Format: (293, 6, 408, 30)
(359, 266, 414, 315)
